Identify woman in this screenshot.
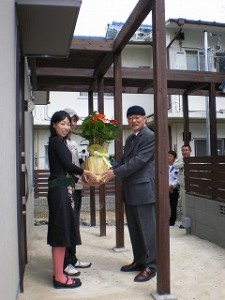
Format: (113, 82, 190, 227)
(63, 108, 91, 277)
(47, 110, 97, 289)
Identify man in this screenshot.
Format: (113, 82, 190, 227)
(168, 150, 179, 226)
(63, 108, 91, 277)
(102, 105, 156, 282)
(174, 144, 192, 229)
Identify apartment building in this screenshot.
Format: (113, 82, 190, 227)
(34, 19, 225, 169)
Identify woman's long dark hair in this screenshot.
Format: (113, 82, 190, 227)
(49, 110, 71, 139)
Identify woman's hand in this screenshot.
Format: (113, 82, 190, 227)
(83, 170, 99, 185)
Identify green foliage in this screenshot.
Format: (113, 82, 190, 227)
(77, 111, 120, 146)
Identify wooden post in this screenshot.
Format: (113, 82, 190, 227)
(152, 0, 175, 298)
(209, 82, 217, 156)
(88, 91, 96, 227)
(98, 76, 106, 236)
(114, 52, 124, 248)
(183, 93, 190, 145)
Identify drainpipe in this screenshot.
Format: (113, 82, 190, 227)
(166, 27, 183, 68)
(166, 19, 185, 68)
(204, 30, 211, 156)
(166, 19, 185, 115)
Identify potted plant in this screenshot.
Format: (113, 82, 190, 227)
(77, 112, 120, 177)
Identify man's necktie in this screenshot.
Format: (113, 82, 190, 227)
(131, 133, 137, 143)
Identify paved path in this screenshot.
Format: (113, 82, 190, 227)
(18, 224, 225, 300)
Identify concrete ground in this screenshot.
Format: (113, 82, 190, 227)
(18, 223, 225, 300)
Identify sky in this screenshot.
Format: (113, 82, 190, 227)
(74, 0, 225, 37)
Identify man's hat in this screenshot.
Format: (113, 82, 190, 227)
(126, 105, 146, 117)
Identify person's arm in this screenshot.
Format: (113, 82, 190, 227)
(173, 158, 184, 169)
(172, 169, 179, 188)
(51, 137, 84, 175)
(114, 131, 154, 180)
(169, 167, 179, 193)
(50, 137, 98, 184)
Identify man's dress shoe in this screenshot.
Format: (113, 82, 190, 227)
(120, 262, 143, 272)
(134, 267, 156, 282)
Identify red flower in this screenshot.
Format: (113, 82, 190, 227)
(78, 111, 120, 146)
(109, 119, 117, 124)
(91, 113, 106, 122)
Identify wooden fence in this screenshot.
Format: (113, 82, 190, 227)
(34, 169, 115, 198)
(35, 157, 225, 204)
(184, 156, 225, 203)
(34, 169, 49, 198)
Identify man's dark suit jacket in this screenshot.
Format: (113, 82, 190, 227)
(113, 126, 155, 206)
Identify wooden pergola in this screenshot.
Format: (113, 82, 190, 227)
(27, 0, 225, 298)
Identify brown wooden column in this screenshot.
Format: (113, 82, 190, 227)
(152, 0, 173, 298)
(98, 77, 106, 236)
(209, 82, 217, 156)
(183, 93, 190, 145)
(114, 52, 124, 248)
(88, 91, 96, 226)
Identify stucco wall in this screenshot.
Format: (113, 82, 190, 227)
(169, 121, 225, 157)
(0, 0, 20, 299)
(34, 92, 155, 126)
(186, 194, 225, 249)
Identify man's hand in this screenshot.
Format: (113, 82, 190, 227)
(101, 169, 115, 183)
(169, 185, 174, 194)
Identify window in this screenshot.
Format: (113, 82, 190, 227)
(79, 92, 113, 97)
(214, 52, 225, 72)
(194, 139, 224, 156)
(186, 50, 204, 71)
(44, 145, 49, 169)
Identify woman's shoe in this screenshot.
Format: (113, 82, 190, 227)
(53, 277, 82, 289)
(52, 275, 81, 282)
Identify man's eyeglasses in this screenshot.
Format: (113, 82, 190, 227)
(127, 115, 143, 122)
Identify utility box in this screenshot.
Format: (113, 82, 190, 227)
(182, 216, 191, 228)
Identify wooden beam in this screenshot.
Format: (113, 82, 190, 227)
(90, 0, 154, 91)
(36, 67, 94, 77)
(71, 38, 113, 52)
(113, 0, 154, 52)
(90, 53, 114, 90)
(184, 83, 209, 95)
(167, 69, 225, 83)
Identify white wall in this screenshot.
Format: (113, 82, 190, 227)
(24, 64, 35, 236)
(0, 0, 20, 299)
(33, 89, 154, 169)
(122, 44, 152, 67)
(170, 120, 225, 157)
(167, 26, 225, 115)
(34, 93, 154, 126)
